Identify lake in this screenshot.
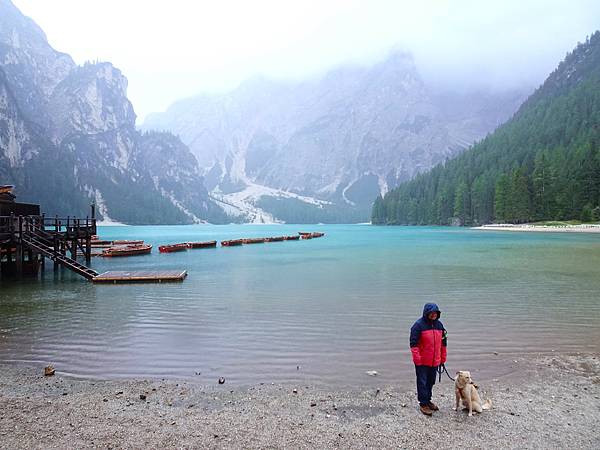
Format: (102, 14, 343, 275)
(1, 225, 599, 387)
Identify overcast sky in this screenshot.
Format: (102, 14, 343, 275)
(12, 0, 600, 122)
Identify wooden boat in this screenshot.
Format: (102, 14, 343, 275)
(264, 236, 285, 242)
(221, 239, 243, 247)
(301, 234, 313, 239)
(92, 239, 144, 247)
(187, 241, 217, 249)
(113, 240, 144, 246)
(102, 244, 152, 257)
(311, 232, 325, 238)
(158, 243, 188, 253)
(298, 232, 312, 236)
(243, 238, 266, 244)
(91, 240, 114, 247)
(283, 235, 300, 241)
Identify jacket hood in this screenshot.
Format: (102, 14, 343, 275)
(422, 303, 441, 320)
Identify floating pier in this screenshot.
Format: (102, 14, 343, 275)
(92, 270, 188, 284)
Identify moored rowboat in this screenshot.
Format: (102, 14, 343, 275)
(187, 241, 217, 249)
(159, 243, 188, 253)
(92, 239, 143, 247)
(242, 238, 266, 244)
(102, 244, 152, 257)
(283, 235, 300, 241)
(311, 232, 325, 238)
(264, 236, 285, 242)
(113, 240, 144, 246)
(221, 239, 243, 247)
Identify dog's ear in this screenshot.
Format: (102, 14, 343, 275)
(456, 371, 460, 375)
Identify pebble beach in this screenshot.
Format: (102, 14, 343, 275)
(1, 353, 599, 449)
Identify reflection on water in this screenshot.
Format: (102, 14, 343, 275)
(1, 225, 599, 386)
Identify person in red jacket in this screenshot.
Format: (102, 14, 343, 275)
(409, 303, 447, 416)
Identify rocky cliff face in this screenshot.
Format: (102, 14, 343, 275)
(0, 0, 224, 223)
(145, 53, 527, 222)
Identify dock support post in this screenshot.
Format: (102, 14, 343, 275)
(85, 229, 91, 264)
(15, 245, 22, 278)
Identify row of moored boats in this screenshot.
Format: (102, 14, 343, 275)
(93, 232, 325, 257)
(221, 231, 324, 247)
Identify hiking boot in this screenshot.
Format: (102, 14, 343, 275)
(428, 402, 439, 411)
(419, 405, 433, 416)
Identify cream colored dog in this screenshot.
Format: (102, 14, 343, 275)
(454, 370, 492, 416)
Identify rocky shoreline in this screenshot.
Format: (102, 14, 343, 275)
(1, 353, 599, 449)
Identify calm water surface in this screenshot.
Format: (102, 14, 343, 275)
(1, 225, 599, 386)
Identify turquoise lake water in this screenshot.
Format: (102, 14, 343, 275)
(1, 224, 599, 386)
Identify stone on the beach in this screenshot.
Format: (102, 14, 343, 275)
(292, 388, 298, 394)
(218, 377, 225, 384)
(139, 394, 147, 400)
(365, 370, 378, 377)
(44, 366, 55, 377)
(310, 401, 317, 407)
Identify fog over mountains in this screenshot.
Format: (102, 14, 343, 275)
(0, 0, 227, 224)
(1, 0, 531, 223)
(144, 54, 527, 222)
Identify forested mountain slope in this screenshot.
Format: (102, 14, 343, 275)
(372, 32, 600, 225)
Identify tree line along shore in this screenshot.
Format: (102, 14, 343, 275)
(372, 32, 600, 227)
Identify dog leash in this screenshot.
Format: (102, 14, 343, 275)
(437, 364, 455, 382)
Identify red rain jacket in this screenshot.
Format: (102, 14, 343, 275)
(409, 303, 447, 367)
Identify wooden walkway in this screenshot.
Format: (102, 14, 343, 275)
(92, 270, 187, 284)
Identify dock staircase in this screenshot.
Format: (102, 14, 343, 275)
(20, 228, 99, 280)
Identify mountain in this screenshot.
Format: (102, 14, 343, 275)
(144, 53, 527, 223)
(372, 32, 600, 226)
(0, 0, 226, 224)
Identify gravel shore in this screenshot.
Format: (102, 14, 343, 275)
(1, 353, 599, 449)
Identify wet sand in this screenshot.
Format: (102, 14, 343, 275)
(1, 352, 599, 449)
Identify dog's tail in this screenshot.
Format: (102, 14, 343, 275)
(482, 398, 492, 410)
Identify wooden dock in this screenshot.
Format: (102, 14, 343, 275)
(92, 270, 187, 284)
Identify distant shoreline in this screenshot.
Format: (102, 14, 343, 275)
(473, 223, 600, 233)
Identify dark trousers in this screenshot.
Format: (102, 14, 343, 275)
(415, 365, 438, 406)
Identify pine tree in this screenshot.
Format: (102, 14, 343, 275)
(510, 167, 531, 223)
(453, 180, 469, 225)
(494, 174, 510, 222)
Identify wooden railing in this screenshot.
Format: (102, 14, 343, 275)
(0, 214, 97, 239)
